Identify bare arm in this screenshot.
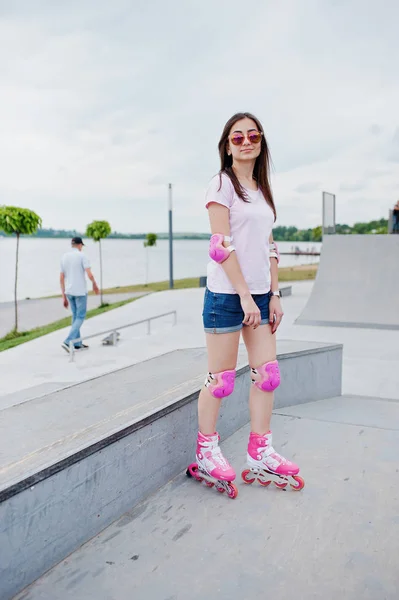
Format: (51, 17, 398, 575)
(208, 203, 251, 297)
(85, 268, 99, 294)
(60, 272, 68, 308)
(268, 233, 284, 334)
(60, 272, 65, 294)
(269, 233, 279, 293)
(208, 203, 261, 327)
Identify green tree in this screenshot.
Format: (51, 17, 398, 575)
(311, 226, 322, 242)
(352, 222, 369, 234)
(272, 226, 286, 241)
(287, 226, 298, 240)
(335, 223, 351, 234)
(302, 228, 313, 242)
(85, 220, 112, 306)
(143, 233, 157, 285)
(0, 206, 42, 332)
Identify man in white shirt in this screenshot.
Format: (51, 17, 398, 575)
(60, 237, 99, 352)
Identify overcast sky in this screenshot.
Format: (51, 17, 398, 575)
(1, 0, 398, 233)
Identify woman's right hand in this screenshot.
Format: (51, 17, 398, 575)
(240, 293, 261, 329)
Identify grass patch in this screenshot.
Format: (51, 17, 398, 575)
(42, 277, 201, 299)
(43, 269, 317, 300)
(100, 277, 201, 295)
(278, 264, 318, 281)
(0, 298, 137, 353)
(100, 267, 317, 294)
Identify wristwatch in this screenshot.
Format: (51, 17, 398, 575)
(270, 290, 281, 298)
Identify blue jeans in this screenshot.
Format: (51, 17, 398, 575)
(64, 295, 88, 348)
(202, 288, 271, 333)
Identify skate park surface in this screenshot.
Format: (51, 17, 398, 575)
(1, 276, 399, 599)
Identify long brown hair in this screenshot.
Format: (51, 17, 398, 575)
(218, 112, 276, 220)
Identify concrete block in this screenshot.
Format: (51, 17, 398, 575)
(0, 341, 342, 600)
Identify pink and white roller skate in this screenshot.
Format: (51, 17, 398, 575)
(241, 431, 304, 491)
(186, 432, 238, 499)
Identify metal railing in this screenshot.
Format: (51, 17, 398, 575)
(68, 310, 177, 362)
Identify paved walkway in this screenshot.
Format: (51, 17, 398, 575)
(0, 292, 147, 338)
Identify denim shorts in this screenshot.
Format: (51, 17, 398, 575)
(202, 288, 271, 334)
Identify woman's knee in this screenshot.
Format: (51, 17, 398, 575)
(251, 359, 281, 392)
(205, 368, 236, 398)
(205, 331, 240, 398)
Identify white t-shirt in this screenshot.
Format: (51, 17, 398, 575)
(60, 249, 91, 296)
(205, 173, 275, 294)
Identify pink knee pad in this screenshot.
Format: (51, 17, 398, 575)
(251, 360, 280, 392)
(205, 369, 236, 398)
(209, 234, 235, 264)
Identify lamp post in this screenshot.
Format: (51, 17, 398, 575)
(168, 183, 174, 289)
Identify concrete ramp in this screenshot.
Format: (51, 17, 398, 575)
(296, 234, 399, 330)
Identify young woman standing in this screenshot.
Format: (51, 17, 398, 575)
(187, 112, 304, 498)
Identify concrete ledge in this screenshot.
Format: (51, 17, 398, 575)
(280, 284, 292, 297)
(0, 340, 342, 600)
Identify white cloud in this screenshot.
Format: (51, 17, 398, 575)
(273, 126, 399, 227)
(0, 0, 398, 232)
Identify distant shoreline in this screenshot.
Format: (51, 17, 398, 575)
(0, 234, 323, 242)
(1, 233, 211, 240)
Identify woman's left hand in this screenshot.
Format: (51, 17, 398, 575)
(269, 296, 284, 334)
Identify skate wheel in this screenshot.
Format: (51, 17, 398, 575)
(290, 475, 305, 491)
(258, 478, 271, 487)
(205, 481, 215, 488)
(186, 464, 203, 483)
(274, 481, 288, 489)
(227, 483, 238, 499)
(216, 485, 225, 494)
(241, 469, 256, 485)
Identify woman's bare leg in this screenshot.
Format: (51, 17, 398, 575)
(241, 324, 303, 487)
(198, 331, 241, 434)
(241, 324, 276, 434)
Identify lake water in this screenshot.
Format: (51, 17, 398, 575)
(0, 238, 321, 303)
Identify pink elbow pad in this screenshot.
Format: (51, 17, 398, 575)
(209, 234, 235, 264)
(269, 241, 280, 264)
